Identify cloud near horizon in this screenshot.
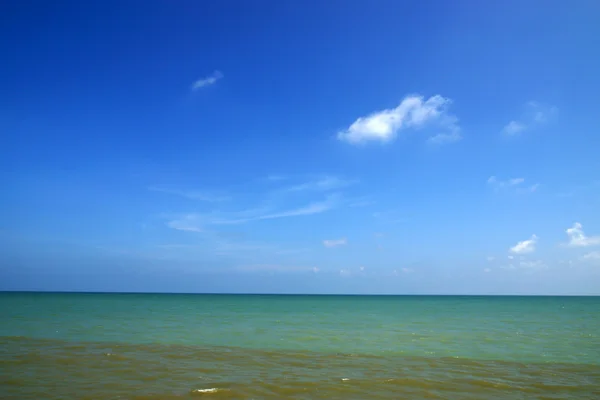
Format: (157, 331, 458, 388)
(565, 222, 600, 247)
(337, 94, 460, 145)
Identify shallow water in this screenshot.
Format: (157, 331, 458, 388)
(1, 293, 599, 399)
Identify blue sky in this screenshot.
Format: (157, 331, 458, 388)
(2, 0, 600, 294)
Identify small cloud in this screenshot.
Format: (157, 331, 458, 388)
(401, 267, 414, 274)
(508, 255, 514, 260)
(337, 94, 460, 145)
(167, 214, 204, 232)
(483, 268, 492, 273)
(339, 268, 351, 277)
(486, 256, 495, 262)
(509, 234, 538, 254)
(359, 266, 365, 272)
(323, 238, 347, 248)
(502, 121, 526, 136)
(502, 101, 557, 136)
(564, 222, 600, 247)
(219, 195, 340, 224)
(191, 70, 223, 90)
(487, 176, 539, 193)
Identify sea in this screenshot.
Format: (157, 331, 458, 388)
(1, 292, 599, 399)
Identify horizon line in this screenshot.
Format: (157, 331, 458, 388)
(1, 290, 598, 297)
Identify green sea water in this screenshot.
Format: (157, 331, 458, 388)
(1, 293, 599, 399)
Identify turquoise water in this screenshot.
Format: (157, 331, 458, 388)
(1, 293, 599, 399)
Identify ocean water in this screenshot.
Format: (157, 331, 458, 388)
(1, 293, 599, 399)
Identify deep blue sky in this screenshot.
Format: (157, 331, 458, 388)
(2, 0, 600, 294)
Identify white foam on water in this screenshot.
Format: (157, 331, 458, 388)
(192, 388, 221, 394)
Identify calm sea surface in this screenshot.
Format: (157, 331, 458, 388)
(1, 293, 599, 399)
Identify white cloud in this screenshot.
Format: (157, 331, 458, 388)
(502, 121, 526, 136)
(510, 234, 538, 254)
(487, 256, 495, 262)
(167, 214, 204, 232)
(487, 176, 539, 193)
(323, 238, 347, 248)
(337, 94, 460, 145)
(167, 195, 339, 232)
(483, 268, 492, 273)
(191, 70, 223, 90)
(565, 222, 600, 247)
(218, 195, 340, 224)
(401, 267, 414, 274)
(502, 101, 557, 136)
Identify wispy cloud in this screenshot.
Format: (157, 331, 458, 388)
(564, 222, 600, 247)
(487, 176, 539, 193)
(167, 194, 340, 231)
(510, 234, 538, 254)
(323, 238, 347, 248)
(191, 70, 223, 90)
(284, 176, 356, 192)
(166, 214, 204, 233)
(502, 101, 557, 136)
(337, 94, 461, 145)
(149, 186, 230, 202)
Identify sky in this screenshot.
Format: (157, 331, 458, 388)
(1, 0, 600, 294)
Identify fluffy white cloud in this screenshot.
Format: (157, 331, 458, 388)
(323, 238, 347, 248)
(565, 222, 600, 247)
(509, 235, 538, 254)
(337, 94, 460, 145)
(191, 70, 223, 90)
